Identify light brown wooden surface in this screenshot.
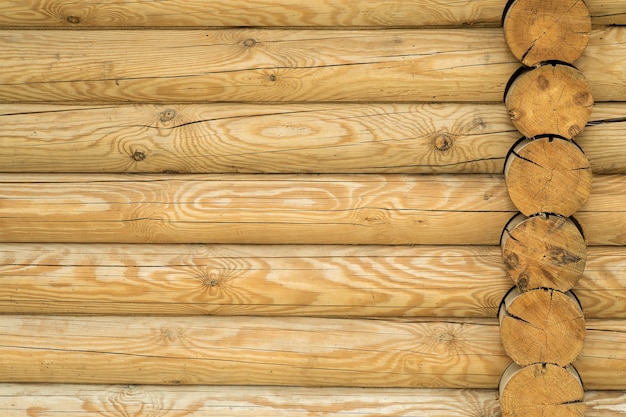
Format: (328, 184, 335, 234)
(0, 315, 623, 389)
(504, 137, 592, 217)
(499, 363, 585, 417)
(501, 214, 586, 292)
(1, 173, 625, 245)
(0, 0, 623, 27)
(499, 288, 585, 366)
(0, 385, 624, 417)
(0, 243, 624, 318)
(1, 103, 625, 174)
(503, 0, 591, 66)
(0, 28, 625, 103)
(505, 65, 593, 139)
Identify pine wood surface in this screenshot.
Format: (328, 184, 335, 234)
(0, 0, 623, 27)
(504, 137, 592, 217)
(1, 173, 626, 245)
(499, 288, 585, 366)
(0, 243, 624, 318)
(0, 28, 625, 103)
(0, 315, 623, 389)
(505, 65, 594, 139)
(499, 363, 585, 417)
(1, 103, 625, 174)
(0, 385, 625, 417)
(501, 214, 586, 292)
(503, 0, 591, 66)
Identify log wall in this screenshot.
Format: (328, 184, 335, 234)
(0, 1, 625, 415)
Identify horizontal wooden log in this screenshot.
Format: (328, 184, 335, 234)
(0, 0, 623, 27)
(1, 103, 624, 174)
(0, 316, 623, 389)
(1, 174, 625, 245)
(0, 28, 624, 103)
(0, 385, 624, 417)
(0, 244, 624, 318)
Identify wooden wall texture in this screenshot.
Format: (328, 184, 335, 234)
(0, 0, 625, 415)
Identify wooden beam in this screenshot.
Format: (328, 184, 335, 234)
(0, 103, 624, 174)
(0, 28, 624, 103)
(0, 243, 624, 319)
(0, 315, 623, 389)
(0, 0, 622, 27)
(0, 384, 624, 417)
(0, 173, 625, 245)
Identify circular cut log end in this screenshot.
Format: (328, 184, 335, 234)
(501, 213, 586, 292)
(503, 0, 591, 66)
(499, 287, 585, 366)
(500, 362, 585, 417)
(505, 64, 593, 139)
(504, 137, 592, 217)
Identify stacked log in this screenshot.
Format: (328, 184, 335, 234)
(0, 1, 625, 416)
(499, 0, 594, 415)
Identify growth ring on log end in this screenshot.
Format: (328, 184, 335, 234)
(503, 0, 591, 66)
(499, 362, 585, 417)
(504, 137, 592, 217)
(505, 63, 593, 139)
(499, 287, 585, 366)
(501, 213, 586, 292)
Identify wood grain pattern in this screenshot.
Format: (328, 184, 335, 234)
(0, 0, 623, 27)
(0, 385, 623, 417)
(0, 173, 515, 245)
(0, 315, 623, 389)
(0, 243, 624, 318)
(1, 103, 624, 174)
(0, 28, 625, 103)
(1, 173, 625, 245)
(0, 385, 501, 417)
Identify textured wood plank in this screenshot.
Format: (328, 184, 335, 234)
(4, 385, 626, 417)
(0, 0, 623, 27)
(0, 385, 623, 417)
(0, 173, 625, 245)
(1, 103, 624, 174)
(0, 28, 624, 103)
(0, 173, 514, 245)
(0, 316, 623, 389)
(0, 244, 624, 318)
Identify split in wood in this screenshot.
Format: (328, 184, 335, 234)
(499, 362, 585, 417)
(504, 136, 592, 217)
(501, 213, 586, 292)
(505, 63, 594, 139)
(499, 287, 585, 366)
(503, 0, 591, 66)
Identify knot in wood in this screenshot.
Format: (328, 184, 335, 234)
(159, 109, 177, 122)
(242, 38, 257, 47)
(66, 16, 80, 24)
(434, 132, 453, 151)
(131, 150, 146, 161)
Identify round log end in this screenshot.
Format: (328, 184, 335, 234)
(503, 0, 591, 66)
(500, 362, 585, 417)
(505, 64, 593, 139)
(499, 287, 585, 366)
(504, 137, 592, 217)
(501, 213, 586, 292)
